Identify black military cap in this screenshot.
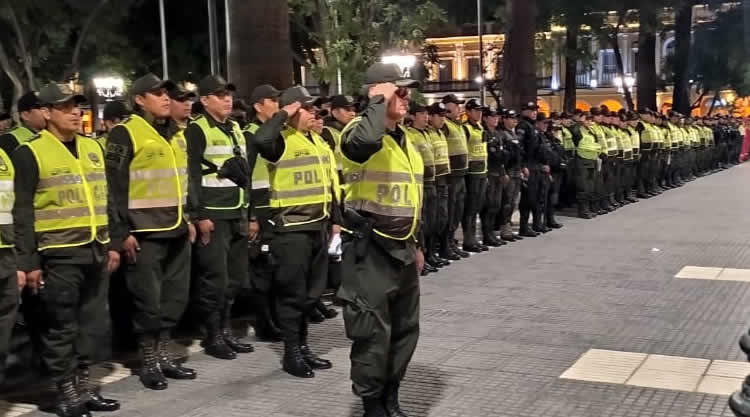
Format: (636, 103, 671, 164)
(38, 83, 86, 106)
(465, 99, 482, 111)
(589, 107, 602, 116)
(330, 95, 355, 110)
(364, 63, 420, 88)
(441, 94, 465, 105)
(600, 104, 610, 113)
(637, 108, 651, 115)
(199, 75, 236, 96)
(168, 85, 197, 102)
(250, 84, 281, 105)
(668, 111, 683, 118)
(521, 101, 539, 111)
(549, 111, 560, 119)
(312, 97, 330, 108)
(17, 92, 41, 112)
(559, 112, 572, 119)
(573, 108, 585, 116)
(502, 109, 519, 118)
(279, 86, 315, 107)
(482, 107, 499, 117)
(427, 102, 447, 115)
(0, 112, 9, 121)
(131, 73, 176, 97)
(102, 101, 130, 121)
(409, 101, 427, 115)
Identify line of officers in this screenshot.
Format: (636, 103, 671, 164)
(0, 62, 432, 417)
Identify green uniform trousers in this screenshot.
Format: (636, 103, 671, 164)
(0, 249, 17, 384)
(125, 236, 190, 334)
(575, 158, 598, 202)
(338, 237, 420, 399)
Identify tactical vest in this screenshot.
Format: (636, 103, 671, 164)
(618, 128, 633, 160)
(323, 125, 344, 171)
(576, 127, 600, 160)
(407, 127, 435, 182)
(0, 148, 14, 248)
(192, 115, 248, 210)
(245, 123, 271, 209)
(661, 126, 673, 149)
(24, 130, 109, 251)
(427, 127, 450, 177)
(95, 133, 107, 148)
(443, 119, 468, 173)
(627, 127, 640, 157)
(121, 114, 188, 233)
(7, 125, 34, 147)
(561, 126, 575, 153)
(268, 127, 331, 227)
(464, 122, 487, 174)
(639, 123, 655, 150)
(668, 123, 683, 148)
(341, 122, 423, 241)
(590, 124, 612, 156)
(600, 125, 619, 156)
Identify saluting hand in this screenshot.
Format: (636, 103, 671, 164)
(368, 83, 398, 101)
(282, 102, 302, 118)
(26, 270, 43, 295)
(107, 250, 121, 273)
(122, 235, 140, 264)
(16, 271, 25, 292)
(198, 219, 215, 246)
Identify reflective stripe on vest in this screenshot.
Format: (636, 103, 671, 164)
(192, 116, 248, 210)
(0, 148, 14, 248)
(627, 127, 640, 156)
(323, 126, 344, 171)
(245, 123, 272, 209)
(341, 123, 423, 241)
(561, 126, 575, 151)
(576, 127, 600, 160)
(122, 114, 188, 232)
(25, 130, 109, 251)
(601, 126, 619, 156)
(464, 123, 487, 174)
(267, 128, 331, 226)
(407, 127, 435, 182)
(427, 127, 450, 177)
(443, 119, 468, 172)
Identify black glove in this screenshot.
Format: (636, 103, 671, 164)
(218, 155, 250, 188)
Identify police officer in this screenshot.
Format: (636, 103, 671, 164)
(479, 106, 507, 247)
(0, 92, 46, 155)
(558, 112, 578, 208)
(244, 84, 283, 342)
(186, 75, 253, 360)
(169, 86, 197, 130)
(253, 86, 339, 378)
(441, 94, 470, 258)
(0, 133, 18, 389)
(635, 110, 654, 198)
(0, 112, 11, 133)
(105, 74, 196, 390)
(338, 62, 423, 417)
(497, 109, 523, 241)
(14, 83, 119, 416)
(573, 112, 601, 218)
(426, 103, 453, 265)
(517, 102, 549, 236)
(541, 114, 565, 229)
(98, 101, 130, 147)
(321, 95, 357, 177)
(461, 99, 488, 252)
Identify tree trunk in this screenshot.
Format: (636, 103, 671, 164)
(0, 40, 24, 121)
(502, 0, 537, 110)
(229, 0, 294, 99)
(65, 0, 111, 81)
(672, 1, 693, 115)
(637, 2, 658, 111)
(6, 4, 35, 90)
(611, 35, 635, 110)
(563, 24, 579, 113)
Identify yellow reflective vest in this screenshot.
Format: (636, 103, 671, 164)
(427, 127, 450, 177)
(0, 148, 14, 248)
(627, 126, 640, 158)
(121, 114, 188, 233)
(668, 123, 683, 148)
(7, 125, 34, 147)
(464, 122, 487, 174)
(341, 123, 423, 241)
(561, 126, 575, 153)
(443, 119, 468, 173)
(407, 127, 435, 182)
(576, 126, 600, 160)
(25, 130, 109, 251)
(245, 123, 271, 209)
(323, 125, 344, 171)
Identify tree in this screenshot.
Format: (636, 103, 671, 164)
(501, 0, 538, 110)
(230, 0, 294, 98)
(671, 0, 694, 114)
(636, 0, 660, 111)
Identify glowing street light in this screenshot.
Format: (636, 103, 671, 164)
(382, 55, 417, 77)
(93, 76, 125, 99)
(474, 76, 484, 84)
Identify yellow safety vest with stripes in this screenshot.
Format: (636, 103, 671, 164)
(120, 115, 188, 233)
(245, 123, 271, 209)
(561, 126, 575, 152)
(600, 125, 619, 156)
(268, 127, 332, 227)
(464, 122, 487, 174)
(576, 126, 600, 160)
(192, 115, 248, 210)
(0, 148, 14, 248)
(668, 123, 683, 148)
(443, 119, 468, 172)
(616, 128, 633, 160)
(25, 130, 109, 251)
(341, 122, 423, 241)
(323, 125, 344, 172)
(627, 126, 640, 158)
(7, 125, 34, 146)
(427, 127, 450, 177)
(406, 127, 435, 182)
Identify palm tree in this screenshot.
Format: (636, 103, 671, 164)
(229, 0, 294, 98)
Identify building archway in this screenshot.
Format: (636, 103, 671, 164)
(575, 100, 591, 111)
(599, 99, 624, 112)
(537, 98, 551, 116)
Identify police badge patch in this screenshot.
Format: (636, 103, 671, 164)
(88, 152, 102, 167)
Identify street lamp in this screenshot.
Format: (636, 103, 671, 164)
(93, 76, 125, 100)
(382, 55, 417, 77)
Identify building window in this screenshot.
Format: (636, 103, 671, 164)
(439, 60, 453, 81)
(468, 58, 481, 80)
(601, 50, 617, 74)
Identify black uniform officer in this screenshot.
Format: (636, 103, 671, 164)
(0, 143, 19, 389)
(0, 92, 47, 156)
(244, 84, 283, 342)
(14, 83, 119, 416)
(479, 106, 507, 247)
(0, 112, 11, 133)
(517, 102, 550, 236)
(540, 114, 565, 229)
(186, 75, 253, 360)
(338, 63, 423, 417)
(106, 74, 196, 390)
(99, 101, 130, 146)
(497, 109, 523, 242)
(253, 86, 340, 378)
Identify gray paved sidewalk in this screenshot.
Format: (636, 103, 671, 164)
(18, 164, 750, 417)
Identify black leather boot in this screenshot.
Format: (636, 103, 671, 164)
(383, 385, 409, 417)
(300, 341, 332, 370)
(729, 376, 750, 417)
(363, 397, 388, 417)
(138, 333, 168, 390)
(55, 377, 91, 417)
(158, 330, 197, 380)
(221, 300, 254, 353)
(204, 312, 237, 360)
(77, 365, 120, 412)
(282, 342, 314, 378)
(577, 201, 592, 219)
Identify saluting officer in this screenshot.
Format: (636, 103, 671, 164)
(105, 74, 196, 390)
(253, 86, 339, 378)
(14, 83, 119, 416)
(186, 75, 253, 360)
(0, 92, 46, 155)
(338, 62, 423, 417)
